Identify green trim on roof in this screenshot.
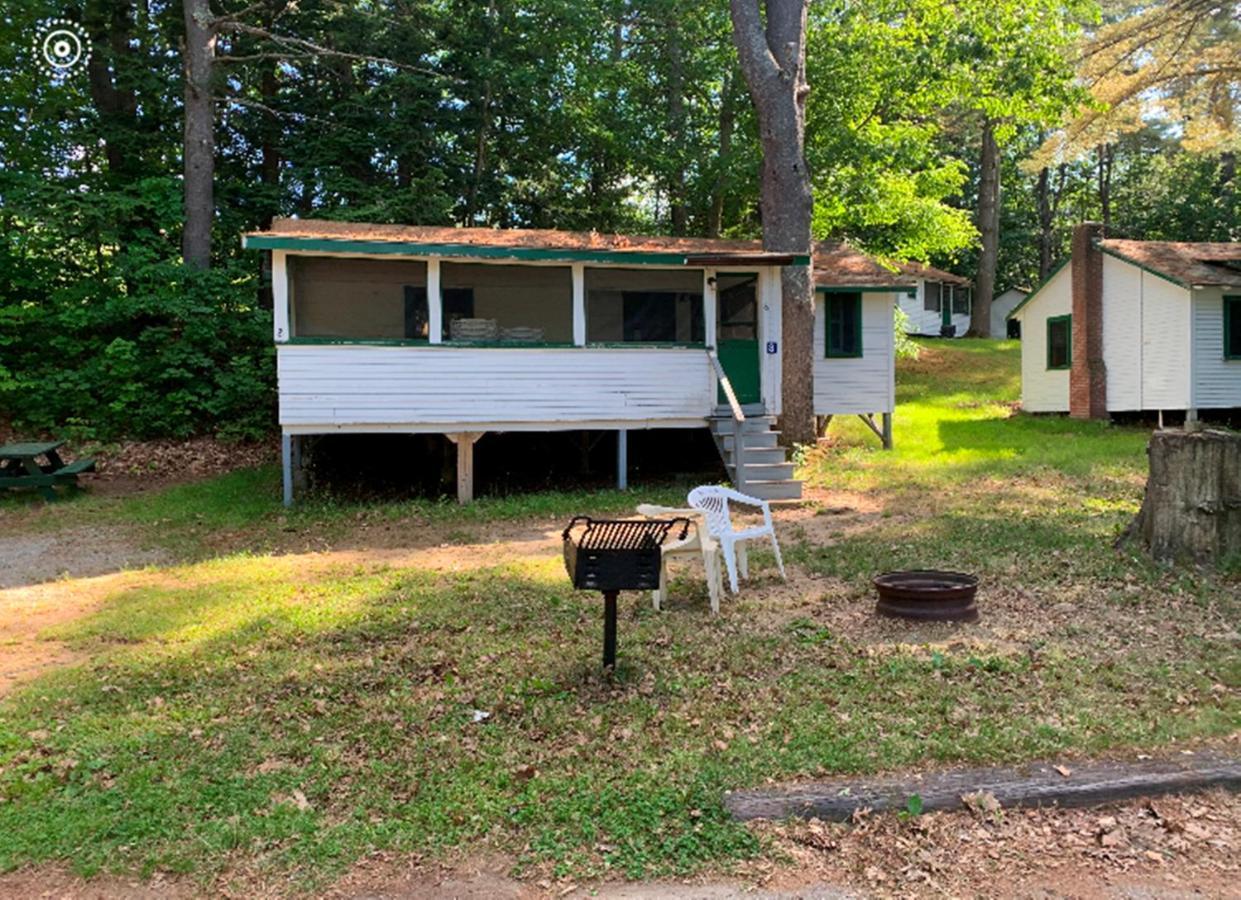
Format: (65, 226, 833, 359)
(245, 234, 808, 266)
(1008, 256, 1071, 319)
(1097, 245, 1189, 289)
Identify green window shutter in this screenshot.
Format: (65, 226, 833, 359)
(825, 292, 863, 358)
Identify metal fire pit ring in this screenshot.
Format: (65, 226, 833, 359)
(873, 570, 979, 622)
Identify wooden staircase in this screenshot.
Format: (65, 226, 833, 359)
(708, 412, 802, 501)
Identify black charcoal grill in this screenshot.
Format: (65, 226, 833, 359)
(562, 516, 690, 669)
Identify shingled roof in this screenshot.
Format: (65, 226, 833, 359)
(1099, 239, 1241, 288)
(812, 241, 969, 290)
(245, 218, 804, 265)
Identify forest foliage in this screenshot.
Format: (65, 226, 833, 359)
(0, 0, 1237, 439)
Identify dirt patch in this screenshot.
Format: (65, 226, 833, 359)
(751, 787, 1241, 899)
(0, 867, 195, 899)
(0, 566, 176, 698)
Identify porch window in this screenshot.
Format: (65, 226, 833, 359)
(1047, 315, 1071, 369)
(586, 268, 704, 344)
(1225, 296, 1241, 360)
(924, 282, 941, 312)
(951, 286, 971, 315)
(440, 262, 572, 343)
(825, 292, 863, 358)
(289, 256, 427, 340)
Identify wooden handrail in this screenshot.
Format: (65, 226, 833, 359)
(707, 350, 746, 424)
(706, 349, 747, 493)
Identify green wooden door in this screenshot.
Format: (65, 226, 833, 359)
(716, 274, 761, 406)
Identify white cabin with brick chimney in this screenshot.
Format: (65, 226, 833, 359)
(1011, 225, 1241, 418)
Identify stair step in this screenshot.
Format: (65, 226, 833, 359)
(709, 416, 777, 435)
(722, 431, 780, 451)
(739, 479, 803, 501)
(727, 447, 786, 465)
(736, 462, 796, 481)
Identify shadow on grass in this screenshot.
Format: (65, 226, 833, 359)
(2, 548, 1235, 886)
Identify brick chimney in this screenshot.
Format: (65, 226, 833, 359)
(1069, 222, 1107, 419)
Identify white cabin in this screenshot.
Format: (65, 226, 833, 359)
(810, 242, 905, 447)
(245, 219, 808, 503)
(894, 263, 974, 337)
(991, 287, 1028, 339)
(1011, 226, 1241, 418)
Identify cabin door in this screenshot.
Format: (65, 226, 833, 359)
(716, 273, 762, 407)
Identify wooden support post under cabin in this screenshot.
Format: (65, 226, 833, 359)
(446, 432, 484, 504)
(281, 432, 293, 507)
(858, 413, 889, 447)
(616, 428, 628, 490)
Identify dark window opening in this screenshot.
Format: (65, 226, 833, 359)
(952, 286, 971, 315)
(621, 292, 704, 343)
(924, 282, 941, 312)
(441, 288, 475, 341)
(826, 292, 863, 358)
(1047, 315, 1071, 370)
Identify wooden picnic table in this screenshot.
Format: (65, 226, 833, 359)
(0, 440, 95, 500)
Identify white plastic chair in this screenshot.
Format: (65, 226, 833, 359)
(687, 486, 787, 594)
(635, 504, 725, 614)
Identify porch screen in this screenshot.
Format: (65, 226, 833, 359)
(290, 257, 427, 339)
(586, 268, 704, 343)
(924, 282, 941, 312)
(440, 263, 572, 343)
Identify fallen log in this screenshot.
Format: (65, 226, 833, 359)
(724, 751, 1241, 822)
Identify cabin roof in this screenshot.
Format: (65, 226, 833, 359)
(813, 241, 915, 290)
(1099, 239, 1241, 288)
(896, 260, 972, 287)
(812, 241, 970, 291)
(245, 218, 808, 265)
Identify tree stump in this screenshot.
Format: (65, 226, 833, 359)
(1119, 429, 1241, 566)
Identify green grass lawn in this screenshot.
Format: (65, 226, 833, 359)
(0, 339, 1236, 891)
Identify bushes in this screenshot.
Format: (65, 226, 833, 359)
(0, 178, 274, 440)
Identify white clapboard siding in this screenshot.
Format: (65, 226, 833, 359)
(1015, 263, 1071, 413)
(1140, 272, 1191, 410)
(1191, 288, 1241, 409)
(898, 284, 970, 337)
(278, 345, 714, 429)
(812, 293, 896, 415)
(1102, 253, 1143, 411)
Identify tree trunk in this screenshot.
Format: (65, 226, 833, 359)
(1097, 142, 1113, 234)
(665, 20, 688, 234)
(729, 0, 815, 447)
(1118, 430, 1241, 566)
(969, 118, 999, 337)
(181, 0, 215, 269)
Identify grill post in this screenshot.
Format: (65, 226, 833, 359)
(602, 590, 618, 669)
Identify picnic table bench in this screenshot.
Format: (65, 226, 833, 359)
(0, 441, 96, 500)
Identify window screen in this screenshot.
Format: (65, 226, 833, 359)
(825, 293, 863, 358)
(1047, 315, 1071, 369)
(1225, 296, 1241, 360)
